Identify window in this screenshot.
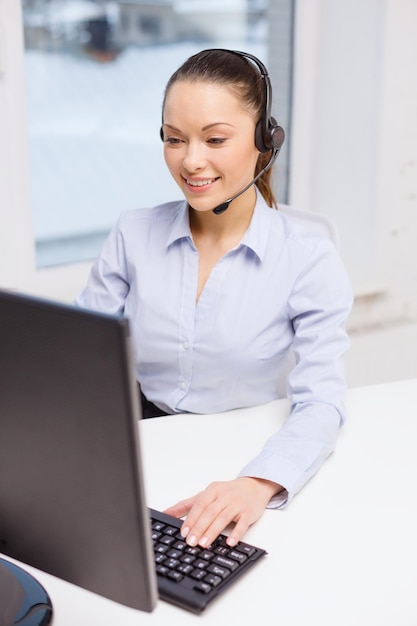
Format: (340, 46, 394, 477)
(139, 16, 160, 37)
(19, 0, 294, 270)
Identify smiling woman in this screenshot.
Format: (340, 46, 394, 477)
(159, 49, 285, 300)
(161, 48, 285, 215)
(162, 81, 261, 214)
(75, 48, 353, 552)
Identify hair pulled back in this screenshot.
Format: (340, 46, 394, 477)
(163, 49, 278, 208)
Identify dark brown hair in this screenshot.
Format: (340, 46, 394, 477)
(162, 49, 277, 208)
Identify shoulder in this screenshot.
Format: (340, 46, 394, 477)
(263, 202, 351, 292)
(257, 202, 338, 267)
(250, 194, 338, 264)
(271, 204, 339, 254)
(277, 204, 339, 249)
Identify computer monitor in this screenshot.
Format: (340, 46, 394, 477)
(0, 290, 157, 612)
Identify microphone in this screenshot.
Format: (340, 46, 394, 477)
(212, 149, 279, 215)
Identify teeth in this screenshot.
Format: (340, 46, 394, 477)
(186, 178, 215, 187)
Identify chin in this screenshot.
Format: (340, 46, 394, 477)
(186, 197, 216, 212)
(188, 204, 214, 214)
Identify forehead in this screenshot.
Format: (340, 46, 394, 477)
(163, 80, 254, 122)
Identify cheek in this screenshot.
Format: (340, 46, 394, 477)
(163, 148, 180, 178)
(233, 144, 260, 179)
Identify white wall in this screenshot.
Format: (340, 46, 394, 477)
(0, 0, 34, 287)
(291, 0, 417, 331)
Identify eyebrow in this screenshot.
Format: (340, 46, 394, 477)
(163, 122, 234, 132)
(202, 122, 234, 131)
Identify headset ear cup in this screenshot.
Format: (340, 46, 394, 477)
(255, 118, 285, 154)
(255, 119, 269, 153)
(270, 123, 285, 152)
(159, 126, 164, 142)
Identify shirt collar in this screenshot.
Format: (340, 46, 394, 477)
(166, 190, 274, 261)
(166, 200, 192, 248)
(240, 189, 273, 262)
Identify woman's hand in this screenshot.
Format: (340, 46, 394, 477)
(163, 476, 283, 548)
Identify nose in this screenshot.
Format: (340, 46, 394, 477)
(182, 140, 207, 172)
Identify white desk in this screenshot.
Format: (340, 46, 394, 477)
(3, 379, 417, 625)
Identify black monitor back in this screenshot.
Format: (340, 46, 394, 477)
(0, 290, 157, 612)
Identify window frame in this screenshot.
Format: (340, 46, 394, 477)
(0, 0, 92, 298)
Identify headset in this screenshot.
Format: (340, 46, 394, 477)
(228, 49, 285, 154)
(160, 49, 285, 214)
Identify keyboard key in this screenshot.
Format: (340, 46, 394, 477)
(155, 543, 169, 554)
(190, 568, 206, 581)
(212, 555, 239, 571)
(160, 535, 175, 545)
(167, 570, 183, 583)
(199, 550, 214, 561)
(180, 553, 196, 564)
(193, 582, 212, 594)
(237, 544, 256, 557)
(193, 559, 209, 570)
(204, 573, 222, 587)
(207, 563, 230, 579)
(228, 549, 248, 564)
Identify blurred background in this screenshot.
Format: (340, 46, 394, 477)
(0, 0, 416, 388)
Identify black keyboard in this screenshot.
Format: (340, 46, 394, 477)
(149, 508, 267, 613)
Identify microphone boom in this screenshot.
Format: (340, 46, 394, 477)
(212, 148, 279, 215)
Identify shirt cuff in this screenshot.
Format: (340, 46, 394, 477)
(266, 489, 289, 509)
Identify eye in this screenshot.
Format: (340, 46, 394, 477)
(165, 136, 183, 145)
(207, 137, 227, 145)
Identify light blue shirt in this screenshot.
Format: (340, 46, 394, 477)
(75, 192, 353, 506)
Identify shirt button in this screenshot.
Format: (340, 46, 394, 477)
(179, 382, 186, 390)
(183, 341, 189, 350)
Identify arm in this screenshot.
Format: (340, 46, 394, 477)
(239, 239, 353, 507)
(166, 239, 353, 543)
(75, 216, 129, 315)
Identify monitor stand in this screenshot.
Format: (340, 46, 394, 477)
(0, 557, 52, 626)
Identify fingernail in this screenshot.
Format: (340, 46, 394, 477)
(226, 536, 237, 547)
(181, 526, 190, 538)
(187, 535, 197, 547)
(199, 536, 208, 547)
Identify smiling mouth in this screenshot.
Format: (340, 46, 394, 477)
(184, 177, 219, 187)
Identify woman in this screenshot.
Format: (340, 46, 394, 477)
(76, 49, 353, 549)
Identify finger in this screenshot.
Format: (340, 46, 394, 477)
(177, 484, 218, 530)
(180, 485, 227, 546)
(193, 505, 236, 548)
(185, 499, 237, 548)
(225, 512, 252, 547)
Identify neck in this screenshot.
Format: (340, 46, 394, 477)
(189, 186, 257, 236)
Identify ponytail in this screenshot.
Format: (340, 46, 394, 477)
(255, 152, 277, 208)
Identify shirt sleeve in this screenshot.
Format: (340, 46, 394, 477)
(237, 238, 353, 508)
(74, 216, 129, 315)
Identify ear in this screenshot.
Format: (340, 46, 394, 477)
(254, 119, 268, 153)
